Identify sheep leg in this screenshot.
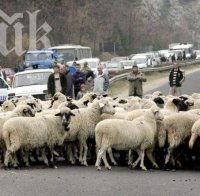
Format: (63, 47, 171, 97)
(107, 148, 118, 166)
(102, 152, 111, 170)
(139, 150, 147, 171)
(48, 147, 57, 168)
(82, 141, 88, 166)
(128, 150, 133, 166)
(130, 150, 141, 169)
(95, 147, 106, 171)
(165, 148, 173, 166)
(146, 149, 159, 169)
(67, 144, 76, 165)
(4, 150, 13, 168)
(41, 148, 49, 166)
(22, 150, 30, 167)
(79, 144, 84, 164)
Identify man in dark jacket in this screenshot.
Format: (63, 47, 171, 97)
(169, 62, 185, 96)
(47, 63, 67, 97)
(61, 64, 74, 98)
(73, 64, 86, 98)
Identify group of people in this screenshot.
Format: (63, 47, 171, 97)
(47, 62, 109, 99)
(127, 61, 185, 97)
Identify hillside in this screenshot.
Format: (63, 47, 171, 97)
(0, 0, 200, 67)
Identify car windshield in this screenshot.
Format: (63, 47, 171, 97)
(111, 57, 127, 62)
(25, 53, 52, 61)
(13, 72, 51, 88)
(134, 58, 147, 64)
(107, 62, 120, 68)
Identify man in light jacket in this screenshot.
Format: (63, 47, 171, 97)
(127, 63, 147, 98)
(93, 64, 109, 96)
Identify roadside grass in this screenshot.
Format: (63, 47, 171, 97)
(109, 63, 200, 97)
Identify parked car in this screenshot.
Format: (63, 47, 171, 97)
(8, 69, 53, 100)
(106, 61, 124, 74)
(131, 55, 148, 68)
(110, 56, 129, 62)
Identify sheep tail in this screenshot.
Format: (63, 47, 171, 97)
(3, 128, 11, 151)
(189, 133, 198, 149)
(95, 130, 103, 151)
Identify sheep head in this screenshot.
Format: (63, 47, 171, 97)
(55, 107, 75, 131)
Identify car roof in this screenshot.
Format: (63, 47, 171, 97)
(14, 69, 53, 76)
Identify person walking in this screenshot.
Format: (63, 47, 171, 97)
(127, 63, 147, 98)
(169, 62, 185, 96)
(81, 61, 95, 91)
(47, 63, 67, 97)
(73, 64, 86, 98)
(61, 64, 74, 98)
(93, 64, 109, 96)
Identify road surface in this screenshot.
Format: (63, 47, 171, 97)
(0, 166, 199, 196)
(145, 68, 200, 95)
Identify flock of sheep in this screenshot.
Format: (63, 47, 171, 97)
(0, 91, 200, 171)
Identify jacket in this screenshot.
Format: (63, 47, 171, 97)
(127, 71, 146, 96)
(93, 74, 109, 95)
(169, 68, 185, 87)
(47, 73, 67, 96)
(65, 70, 74, 97)
(73, 71, 86, 91)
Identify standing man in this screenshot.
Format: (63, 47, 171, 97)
(127, 63, 147, 98)
(73, 64, 86, 98)
(47, 63, 67, 97)
(81, 61, 95, 91)
(169, 62, 185, 96)
(93, 64, 109, 96)
(61, 64, 74, 98)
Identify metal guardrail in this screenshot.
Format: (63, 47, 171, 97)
(109, 60, 200, 84)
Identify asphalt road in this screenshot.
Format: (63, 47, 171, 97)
(1, 70, 200, 196)
(146, 69, 200, 95)
(0, 165, 199, 196)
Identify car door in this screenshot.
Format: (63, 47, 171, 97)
(0, 77, 9, 103)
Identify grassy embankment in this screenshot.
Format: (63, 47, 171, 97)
(109, 63, 200, 97)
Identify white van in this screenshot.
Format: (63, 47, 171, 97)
(8, 69, 53, 100)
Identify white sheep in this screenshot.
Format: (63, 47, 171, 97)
(95, 106, 163, 171)
(3, 107, 75, 168)
(0, 104, 35, 163)
(64, 99, 115, 166)
(189, 118, 200, 149)
(163, 110, 200, 167)
(49, 92, 67, 109)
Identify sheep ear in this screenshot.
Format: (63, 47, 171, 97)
(83, 100, 89, 106)
(92, 94, 97, 100)
(27, 103, 35, 109)
(99, 103, 104, 108)
(113, 97, 118, 100)
(102, 94, 108, 97)
(153, 97, 164, 104)
(70, 111, 75, 116)
(172, 98, 180, 105)
(55, 112, 61, 116)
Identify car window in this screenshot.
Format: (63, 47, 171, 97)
(13, 72, 52, 88)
